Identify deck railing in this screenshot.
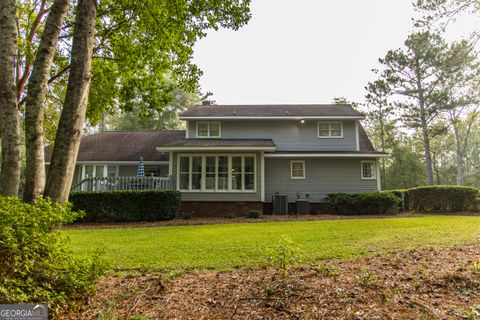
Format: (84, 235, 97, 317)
(71, 176, 172, 193)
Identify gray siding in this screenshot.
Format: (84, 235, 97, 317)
(187, 120, 357, 151)
(265, 157, 378, 203)
(172, 151, 261, 202)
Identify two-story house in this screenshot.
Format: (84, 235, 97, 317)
(46, 103, 387, 215)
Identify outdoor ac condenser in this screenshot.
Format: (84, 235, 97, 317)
(272, 194, 288, 215)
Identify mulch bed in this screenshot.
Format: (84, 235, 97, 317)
(65, 213, 422, 230)
(61, 242, 480, 319)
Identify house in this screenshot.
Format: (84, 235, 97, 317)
(46, 103, 387, 215)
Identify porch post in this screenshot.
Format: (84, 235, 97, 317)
(260, 151, 265, 202)
(376, 158, 381, 191)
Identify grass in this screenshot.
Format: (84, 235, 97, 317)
(66, 215, 480, 271)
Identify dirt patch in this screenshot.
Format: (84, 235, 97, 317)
(65, 213, 422, 230)
(61, 242, 480, 319)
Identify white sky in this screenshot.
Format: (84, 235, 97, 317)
(192, 0, 477, 105)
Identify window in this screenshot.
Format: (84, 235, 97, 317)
(361, 161, 376, 179)
(291, 160, 305, 179)
(144, 166, 160, 177)
(82, 165, 118, 179)
(317, 121, 343, 138)
(107, 166, 117, 178)
(197, 122, 221, 138)
(178, 155, 255, 192)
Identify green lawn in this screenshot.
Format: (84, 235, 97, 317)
(66, 215, 480, 271)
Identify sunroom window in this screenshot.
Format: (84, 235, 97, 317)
(178, 155, 255, 192)
(197, 122, 221, 138)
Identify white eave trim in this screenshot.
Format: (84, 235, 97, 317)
(265, 153, 389, 158)
(156, 146, 276, 152)
(45, 160, 169, 165)
(180, 116, 366, 120)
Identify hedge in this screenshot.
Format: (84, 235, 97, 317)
(69, 190, 181, 222)
(324, 192, 401, 215)
(396, 185, 480, 213)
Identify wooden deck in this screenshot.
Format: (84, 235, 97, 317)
(71, 176, 172, 192)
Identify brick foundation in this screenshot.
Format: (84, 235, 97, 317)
(180, 201, 263, 217)
(263, 202, 334, 215)
(181, 201, 334, 217)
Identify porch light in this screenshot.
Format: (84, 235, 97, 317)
(300, 119, 305, 124)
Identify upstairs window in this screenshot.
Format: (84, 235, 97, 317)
(317, 121, 343, 138)
(197, 122, 221, 138)
(361, 161, 376, 179)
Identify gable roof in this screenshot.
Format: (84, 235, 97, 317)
(44, 131, 185, 163)
(180, 104, 365, 119)
(155, 138, 276, 151)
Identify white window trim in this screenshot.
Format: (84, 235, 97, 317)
(290, 160, 306, 180)
(81, 164, 119, 180)
(177, 154, 256, 193)
(317, 121, 344, 139)
(196, 121, 221, 138)
(361, 160, 376, 180)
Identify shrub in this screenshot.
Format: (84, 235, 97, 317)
(69, 190, 181, 222)
(268, 235, 304, 276)
(325, 192, 401, 215)
(246, 210, 262, 219)
(404, 185, 479, 213)
(383, 189, 408, 212)
(0, 197, 108, 315)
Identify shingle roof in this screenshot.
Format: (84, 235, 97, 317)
(44, 123, 382, 162)
(181, 104, 365, 118)
(358, 125, 376, 152)
(44, 131, 185, 162)
(157, 138, 275, 149)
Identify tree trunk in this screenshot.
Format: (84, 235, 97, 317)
(415, 57, 434, 185)
(379, 108, 387, 190)
(24, 0, 70, 203)
(44, 0, 97, 203)
(0, 0, 21, 196)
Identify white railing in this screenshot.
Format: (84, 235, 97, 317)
(71, 176, 172, 192)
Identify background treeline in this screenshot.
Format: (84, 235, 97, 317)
(0, 0, 251, 202)
(340, 1, 480, 190)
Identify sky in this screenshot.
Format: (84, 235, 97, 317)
(192, 0, 477, 105)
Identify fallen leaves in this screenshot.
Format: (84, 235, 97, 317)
(61, 242, 480, 319)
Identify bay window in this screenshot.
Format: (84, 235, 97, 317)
(178, 155, 256, 192)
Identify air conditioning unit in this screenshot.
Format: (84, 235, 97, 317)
(296, 199, 310, 215)
(272, 194, 288, 215)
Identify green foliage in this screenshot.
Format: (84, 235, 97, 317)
(385, 142, 427, 189)
(85, 0, 252, 125)
(404, 185, 480, 213)
(312, 264, 340, 277)
(325, 192, 401, 215)
(268, 236, 304, 276)
(105, 86, 200, 131)
(69, 190, 181, 222)
(0, 197, 108, 315)
(357, 269, 379, 287)
(470, 261, 480, 276)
